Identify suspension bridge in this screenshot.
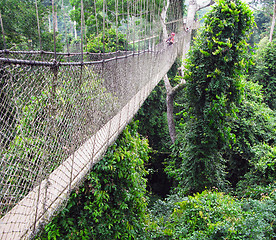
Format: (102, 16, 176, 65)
(0, 0, 186, 238)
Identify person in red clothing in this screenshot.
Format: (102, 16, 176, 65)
(166, 32, 175, 45)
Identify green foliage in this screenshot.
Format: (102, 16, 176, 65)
(150, 190, 276, 239)
(172, 0, 255, 193)
(223, 40, 276, 190)
(37, 122, 151, 240)
(236, 181, 276, 199)
(224, 78, 276, 188)
(251, 38, 276, 109)
(0, 0, 63, 51)
(87, 28, 129, 53)
(136, 81, 171, 152)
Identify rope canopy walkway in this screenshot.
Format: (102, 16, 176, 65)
(0, 0, 185, 238)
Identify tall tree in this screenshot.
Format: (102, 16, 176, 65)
(172, 0, 254, 193)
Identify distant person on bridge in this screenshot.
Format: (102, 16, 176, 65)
(166, 32, 175, 46)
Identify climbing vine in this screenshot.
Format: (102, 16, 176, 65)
(170, 0, 255, 193)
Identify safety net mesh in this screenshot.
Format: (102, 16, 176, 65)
(0, 0, 184, 238)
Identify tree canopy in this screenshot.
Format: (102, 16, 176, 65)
(168, 0, 255, 193)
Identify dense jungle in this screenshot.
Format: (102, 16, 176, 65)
(1, 0, 276, 238)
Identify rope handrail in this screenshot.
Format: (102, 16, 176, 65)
(0, 49, 160, 66)
(0, 49, 135, 56)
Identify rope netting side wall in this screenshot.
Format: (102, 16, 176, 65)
(0, 36, 184, 240)
(0, 0, 185, 238)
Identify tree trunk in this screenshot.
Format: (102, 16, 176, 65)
(269, 0, 276, 42)
(160, 0, 176, 143)
(162, 0, 214, 143)
(164, 75, 177, 143)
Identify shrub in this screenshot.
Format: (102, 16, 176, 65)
(87, 28, 129, 53)
(37, 122, 151, 240)
(152, 190, 276, 239)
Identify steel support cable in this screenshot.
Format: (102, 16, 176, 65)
(139, 0, 142, 52)
(0, 10, 6, 50)
(35, 0, 42, 51)
(121, 0, 124, 24)
(106, 0, 110, 52)
(130, 0, 133, 51)
(156, 0, 161, 43)
(83, 3, 88, 53)
(149, 0, 152, 50)
(128, 0, 132, 52)
(146, 0, 149, 51)
(136, 0, 139, 51)
(93, 0, 99, 35)
(153, 0, 157, 45)
(80, 0, 97, 154)
(70, 0, 86, 205)
(115, 0, 119, 53)
(103, 0, 106, 54)
(141, 0, 144, 50)
(133, 0, 136, 54)
(52, 0, 57, 60)
(144, 0, 147, 50)
(80, 0, 84, 63)
(62, 0, 70, 55)
(137, 0, 144, 93)
(144, 0, 150, 50)
(32, 0, 58, 234)
(114, 0, 119, 100)
(79, 0, 92, 161)
(117, 0, 125, 131)
(126, 0, 130, 54)
(137, 0, 143, 98)
(48, 0, 59, 227)
(32, 2, 46, 233)
(143, 0, 147, 51)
